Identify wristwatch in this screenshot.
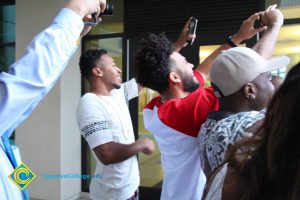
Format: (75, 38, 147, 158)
(226, 35, 238, 47)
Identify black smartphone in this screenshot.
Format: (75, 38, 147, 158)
(188, 17, 198, 45)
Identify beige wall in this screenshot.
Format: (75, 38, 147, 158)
(15, 0, 82, 199)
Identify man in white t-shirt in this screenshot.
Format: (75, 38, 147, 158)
(77, 49, 155, 200)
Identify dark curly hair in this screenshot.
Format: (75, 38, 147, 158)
(134, 33, 175, 93)
(79, 49, 108, 80)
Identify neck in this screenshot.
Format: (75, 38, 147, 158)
(90, 80, 112, 96)
(160, 87, 190, 102)
(218, 96, 252, 114)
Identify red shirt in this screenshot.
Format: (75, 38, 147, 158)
(145, 70, 219, 137)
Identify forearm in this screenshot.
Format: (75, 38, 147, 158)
(9, 8, 82, 85)
(195, 42, 234, 80)
(252, 24, 281, 59)
(94, 140, 146, 165)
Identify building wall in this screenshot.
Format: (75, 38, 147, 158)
(15, 0, 82, 199)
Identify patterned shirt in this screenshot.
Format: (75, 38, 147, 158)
(198, 110, 266, 176)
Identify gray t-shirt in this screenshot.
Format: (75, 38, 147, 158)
(198, 110, 266, 176)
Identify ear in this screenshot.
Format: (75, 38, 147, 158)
(243, 83, 257, 100)
(92, 67, 103, 77)
(168, 72, 181, 83)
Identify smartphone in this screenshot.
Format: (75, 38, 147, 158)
(188, 17, 198, 45)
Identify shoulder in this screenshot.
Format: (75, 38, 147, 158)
(77, 93, 106, 117)
(228, 110, 266, 127)
(80, 93, 98, 101)
(144, 96, 161, 110)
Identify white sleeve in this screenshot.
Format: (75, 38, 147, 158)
(0, 8, 83, 137)
(122, 78, 138, 101)
(77, 95, 113, 149)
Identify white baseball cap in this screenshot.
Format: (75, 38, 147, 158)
(210, 47, 290, 97)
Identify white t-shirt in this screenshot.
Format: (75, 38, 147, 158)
(77, 79, 139, 200)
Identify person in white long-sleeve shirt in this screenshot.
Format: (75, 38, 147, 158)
(0, 0, 107, 199)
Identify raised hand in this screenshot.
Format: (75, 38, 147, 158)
(175, 17, 197, 52)
(261, 4, 284, 27)
(232, 12, 267, 44)
(65, 0, 107, 19)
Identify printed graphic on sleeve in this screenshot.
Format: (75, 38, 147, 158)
(81, 121, 109, 138)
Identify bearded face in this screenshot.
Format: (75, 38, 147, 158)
(181, 72, 200, 93)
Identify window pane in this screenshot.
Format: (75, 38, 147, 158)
(0, 45, 15, 71)
(0, 5, 15, 42)
(89, 0, 124, 35)
(273, 24, 300, 77)
(0, 4, 15, 71)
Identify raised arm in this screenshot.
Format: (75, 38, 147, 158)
(252, 4, 283, 59)
(0, 0, 106, 137)
(196, 12, 267, 80)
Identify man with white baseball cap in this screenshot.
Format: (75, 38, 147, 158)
(198, 46, 290, 178)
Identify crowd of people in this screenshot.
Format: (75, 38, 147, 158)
(0, 0, 299, 200)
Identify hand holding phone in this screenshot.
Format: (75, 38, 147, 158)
(188, 17, 198, 45)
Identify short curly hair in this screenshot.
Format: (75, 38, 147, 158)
(134, 34, 175, 93)
(79, 49, 108, 80)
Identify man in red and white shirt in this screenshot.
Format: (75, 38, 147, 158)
(134, 15, 266, 200)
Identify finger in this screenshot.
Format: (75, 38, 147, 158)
(99, 0, 107, 13)
(184, 17, 193, 29)
(266, 4, 277, 12)
(254, 26, 268, 34)
(188, 34, 196, 40)
(256, 11, 264, 16)
(95, 6, 101, 19)
(270, 4, 277, 10)
(266, 5, 273, 12)
(82, 15, 90, 22)
(247, 12, 261, 23)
